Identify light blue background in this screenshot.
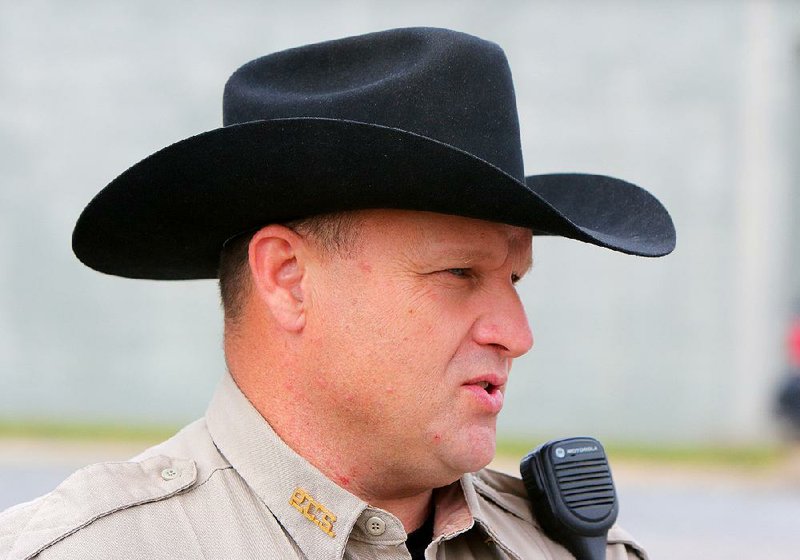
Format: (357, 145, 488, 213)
(2, 0, 799, 443)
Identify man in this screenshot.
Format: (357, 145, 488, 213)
(0, 27, 674, 559)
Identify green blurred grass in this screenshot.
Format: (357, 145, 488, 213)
(0, 419, 179, 443)
(497, 437, 785, 468)
(0, 420, 787, 468)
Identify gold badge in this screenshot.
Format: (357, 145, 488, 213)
(289, 487, 337, 538)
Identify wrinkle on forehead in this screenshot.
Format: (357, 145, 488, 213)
(391, 211, 533, 275)
(346, 210, 533, 273)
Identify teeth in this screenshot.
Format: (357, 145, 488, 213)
(477, 381, 490, 390)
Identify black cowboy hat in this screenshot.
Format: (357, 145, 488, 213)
(72, 27, 675, 279)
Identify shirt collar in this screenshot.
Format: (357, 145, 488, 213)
(204, 372, 518, 559)
(206, 372, 371, 560)
(434, 473, 525, 558)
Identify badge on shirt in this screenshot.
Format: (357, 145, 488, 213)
(290, 487, 337, 538)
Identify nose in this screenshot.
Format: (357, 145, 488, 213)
(472, 282, 534, 358)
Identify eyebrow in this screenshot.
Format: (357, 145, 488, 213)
(428, 241, 533, 276)
(434, 247, 496, 264)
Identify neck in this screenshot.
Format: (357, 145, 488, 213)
(264, 401, 436, 532)
(225, 326, 443, 533)
(369, 492, 433, 533)
(230, 371, 437, 532)
(310, 450, 435, 532)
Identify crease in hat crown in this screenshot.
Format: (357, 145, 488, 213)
(221, 27, 525, 180)
(72, 26, 676, 280)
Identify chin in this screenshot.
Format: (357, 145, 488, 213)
(450, 427, 497, 474)
(469, 444, 496, 473)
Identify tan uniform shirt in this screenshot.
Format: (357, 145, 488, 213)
(0, 374, 648, 559)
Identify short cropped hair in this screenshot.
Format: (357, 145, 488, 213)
(218, 211, 364, 323)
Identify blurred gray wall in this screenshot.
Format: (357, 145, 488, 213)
(1, 0, 798, 444)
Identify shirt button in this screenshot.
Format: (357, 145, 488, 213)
(366, 516, 386, 536)
(161, 468, 179, 481)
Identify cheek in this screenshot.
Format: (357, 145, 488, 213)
(398, 284, 455, 332)
(354, 283, 443, 345)
(311, 276, 467, 391)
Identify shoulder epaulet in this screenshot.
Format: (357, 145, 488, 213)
(472, 468, 649, 560)
(2, 455, 195, 560)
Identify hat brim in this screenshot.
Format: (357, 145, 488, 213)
(72, 118, 676, 279)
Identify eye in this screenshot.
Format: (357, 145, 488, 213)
(446, 268, 470, 277)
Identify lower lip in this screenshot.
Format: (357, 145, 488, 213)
(463, 385, 504, 414)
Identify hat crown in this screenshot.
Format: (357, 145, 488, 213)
(223, 27, 524, 179)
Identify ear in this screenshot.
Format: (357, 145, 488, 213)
(248, 225, 307, 332)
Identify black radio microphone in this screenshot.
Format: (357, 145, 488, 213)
(520, 437, 619, 560)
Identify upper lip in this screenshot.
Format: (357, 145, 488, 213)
(463, 373, 507, 389)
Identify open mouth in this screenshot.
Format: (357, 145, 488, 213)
(463, 378, 505, 413)
(475, 381, 494, 392)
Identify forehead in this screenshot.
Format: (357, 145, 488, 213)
(355, 209, 532, 263)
